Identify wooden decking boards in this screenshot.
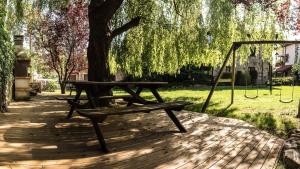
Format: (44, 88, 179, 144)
(0, 96, 283, 169)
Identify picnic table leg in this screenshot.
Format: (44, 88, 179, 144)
(91, 119, 108, 153)
(150, 88, 187, 133)
(85, 88, 96, 108)
(121, 86, 147, 105)
(127, 87, 143, 107)
(67, 88, 82, 119)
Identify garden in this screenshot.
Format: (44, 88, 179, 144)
(1, 0, 300, 169)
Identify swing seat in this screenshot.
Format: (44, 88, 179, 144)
(279, 81, 295, 104)
(280, 99, 294, 103)
(244, 94, 259, 99)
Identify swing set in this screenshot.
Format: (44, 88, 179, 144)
(201, 40, 300, 113)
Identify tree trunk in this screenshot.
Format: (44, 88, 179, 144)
(60, 82, 66, 94)
(297, 99, 300, 118)
(0, 78, 8, 113)
(87, 1, 140, 106)
(87, 4, 113, 106)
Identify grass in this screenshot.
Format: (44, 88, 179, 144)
(50, 85, 300, 137)
(114, 85, 300, 138)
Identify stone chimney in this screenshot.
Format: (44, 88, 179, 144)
(14, 35, 28, 60)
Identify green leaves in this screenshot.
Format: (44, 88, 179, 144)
(292, 64, 300, 73)
(0, 1, 14, 112)
(110, 0, 279, 77)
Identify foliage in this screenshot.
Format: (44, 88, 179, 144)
(0, 1, 15, 112)
(272, 76, 294, 85)
(33, 1, 88, 94)
(235, 71, 251, 86)
(109, 0, 281, 77)
(292, 63, 300, 73)
(8, 0, 292, 78)
(42, 81, 57, 92)
(125, 65, 213, 84)
(2, 0, 24, 34)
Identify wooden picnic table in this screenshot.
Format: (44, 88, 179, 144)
(63, 80, 189, 152)
(66, 81, 169, 117)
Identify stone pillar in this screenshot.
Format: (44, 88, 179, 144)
(14, 35, 31, 100)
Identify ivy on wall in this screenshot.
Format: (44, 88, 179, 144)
(0, 1, 15, 112)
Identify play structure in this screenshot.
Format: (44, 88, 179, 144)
(202, 40, 300, 113)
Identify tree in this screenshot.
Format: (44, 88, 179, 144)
(87, 0, 141, 99)
(34, 1, 88, 94)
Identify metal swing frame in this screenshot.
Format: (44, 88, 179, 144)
(202, 40, 300, 113)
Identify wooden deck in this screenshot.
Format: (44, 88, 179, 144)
(0, 95, 283, 169)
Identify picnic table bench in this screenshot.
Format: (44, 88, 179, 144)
(56, 95, 133, 105)
(63, 81, 192, 152)
(77, 101, 191, 152)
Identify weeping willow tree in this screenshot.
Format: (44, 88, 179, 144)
(109, 0, 282, 78)
(234, 2, 280, 63)
(110, 0, 208, 76)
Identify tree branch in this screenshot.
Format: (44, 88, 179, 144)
(111, 16, 141, 38)
(173, 0, 183, 17)
(102, 0, 124, 20)
(89, 0, 105, 13)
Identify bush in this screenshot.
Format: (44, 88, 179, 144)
(272, 77, 294, 86)
(221, 72, 232, 79)
(42, 81, 58, 92)
(235, 71, 251, 86)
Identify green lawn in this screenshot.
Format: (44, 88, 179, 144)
(114, 85, 300, 137)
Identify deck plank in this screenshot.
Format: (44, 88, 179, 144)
(194, 131, 265, 169)
(177, 130, 259, 169)
(223, 134, 271, 169)
(260, 139, 284, 169)
(0, 96, 283, 169)
(206, 131, 266, 169)
(126, 129, 250, 169)
(235, 134, 272, 169)
(248, 137, 278, 169)
(104, 127, 245, 169)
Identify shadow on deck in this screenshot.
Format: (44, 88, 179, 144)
(0, 95, 283, 169)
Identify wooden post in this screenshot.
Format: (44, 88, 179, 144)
(211, 67, 214, 85)
(297, 100, 300, 118)
(201, 44, 236, 113)
(231, 48, 236, 104)
(269, 62, 273, 95)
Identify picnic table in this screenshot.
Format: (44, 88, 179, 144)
(60, 80, 191, 152)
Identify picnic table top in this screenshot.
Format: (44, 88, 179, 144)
(66, 80, 168, 87)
